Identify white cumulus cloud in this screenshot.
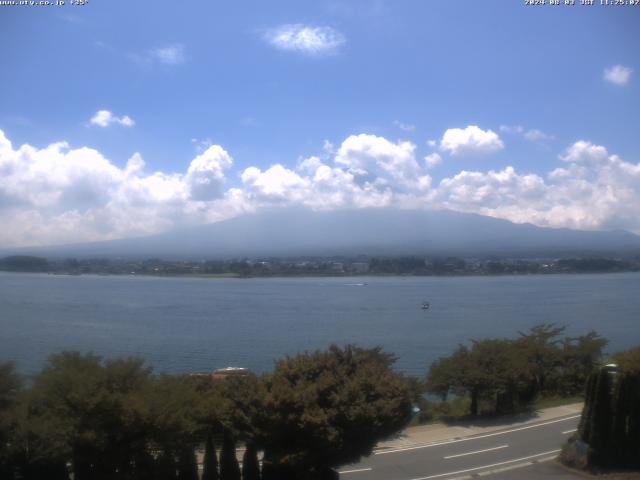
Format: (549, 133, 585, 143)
(151, 44, 185, 65)
(185, 146, 233, 201)
(440, 125, 504, 156)
(499, 125, 524, 134)
(129, 44, 186, 67)
(264, 24, 345, 55)
(394, 120, 415, 132)
(523, 129, 553, 142)
(335, 134, 425, 190)
(0, 130, 240, 246)
(90, 110, 135, 128)
(500, 125, 553, 142)
(2, 128, 640, 247)
(424, 153, 442, 169)
(559, 140, 609, 165)
(603, 65, 632, 86)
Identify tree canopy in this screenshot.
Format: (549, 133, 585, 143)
(0, 345, 414, 479)
(426, 325, 607, 416)
(258, 345, 414, 477)
(612, 346, 640, 374)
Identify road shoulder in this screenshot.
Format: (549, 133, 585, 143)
(376, 403, 584, 452)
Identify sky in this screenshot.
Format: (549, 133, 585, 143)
(0, 0, 639, 247)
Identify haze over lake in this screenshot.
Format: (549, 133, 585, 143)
(2, 271, 639, 378)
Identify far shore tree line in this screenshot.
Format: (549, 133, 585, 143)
(2, 254, 640, 277)
(0, 327, 638, 479)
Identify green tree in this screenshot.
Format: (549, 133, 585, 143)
(242, 443, 260, 480)
(426, 339, 530, 416)
(558, 331, 607, 396)
(611, 347, 640, 468)
(0, 363, 21, 479)
(202, 431, 219, 480)
(587, 368, 612, 466)
(216, 373, 263, 447)
(516, 324, 566, 396)
(613, 346, 640, 374)
(426, 345, 479, 413)
(577, 356, 640, 469)
(219, 429, 241, 480)
(155, 450, 178, 480)
(177, 447, 198, 480)
(143, 374, 203, 474)
(578, 370, 598, 443)
(12, 352, 153, 479)
(425, 353, 458, 402)
(257, 345, 413, 479)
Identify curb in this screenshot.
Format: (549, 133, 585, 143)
(374, 409, 583, 454)
(441, 454, 559, 480)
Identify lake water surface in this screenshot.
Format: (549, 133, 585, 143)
(1, 272, 639, 378)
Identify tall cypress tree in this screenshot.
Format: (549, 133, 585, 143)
(611, 374, 629, 465)
(260, 451, 277, 480)
(155, 451, 178, 480)
(177, 447, 198, 480)
(25, 459, 70, 480)
(133, 449, 156, 480)
(578, 370, 597, 443)
(587, 368, 611, 466)
(242, 443, 260, 480)
(219, 430, 241, 480)
(625, 375, 640, 468)
(202, 432, 219, 480)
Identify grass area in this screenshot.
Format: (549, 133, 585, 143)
(408, 396, 471, 426)
(533, 395, 583, 410)
(409, 394, 584, 427)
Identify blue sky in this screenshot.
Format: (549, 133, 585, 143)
(0, 0, 639, 246)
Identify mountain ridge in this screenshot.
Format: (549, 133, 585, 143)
(6, 208, 640, 259)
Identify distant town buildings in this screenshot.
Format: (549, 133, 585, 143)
(1, 254, 639, 277)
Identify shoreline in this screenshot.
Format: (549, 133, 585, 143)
(1, 269, 639, 280)
(0, 270, 640, 286)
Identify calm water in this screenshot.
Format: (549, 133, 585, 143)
(1, 272, 639, 378)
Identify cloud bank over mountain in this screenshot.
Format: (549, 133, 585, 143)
(1, 128, 639, 247)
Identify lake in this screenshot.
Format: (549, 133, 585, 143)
(1, 272, 639, 378)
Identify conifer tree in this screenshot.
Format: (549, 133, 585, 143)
(177, 447, 198, 480)
(242, 443, 260, 480)
(220, 430, 241, 480)
(133, 449, 156, 480)
(202, 431, 219, 480)
(611, 373, 629, 465)
(627, 375, 640, 468)
(578, 370, 598, 443)
(156, 451, 178, 480)
(587, 368, 611, 466)
(260, 451, 277, 480)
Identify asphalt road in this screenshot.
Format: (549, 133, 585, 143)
(479, 460, 590, 480)
(339, 414, 581, 480)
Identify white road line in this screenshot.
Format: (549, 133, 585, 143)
(475, 454, 558, 478)
(338, 467, 373, 474)
(443, 444, 508, 459)
(562, 428, 577, 434)
(409, 449, 561, 480)
(375, 415, 580, 455)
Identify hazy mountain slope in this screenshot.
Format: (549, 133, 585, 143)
(8, 208, 640, 259)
